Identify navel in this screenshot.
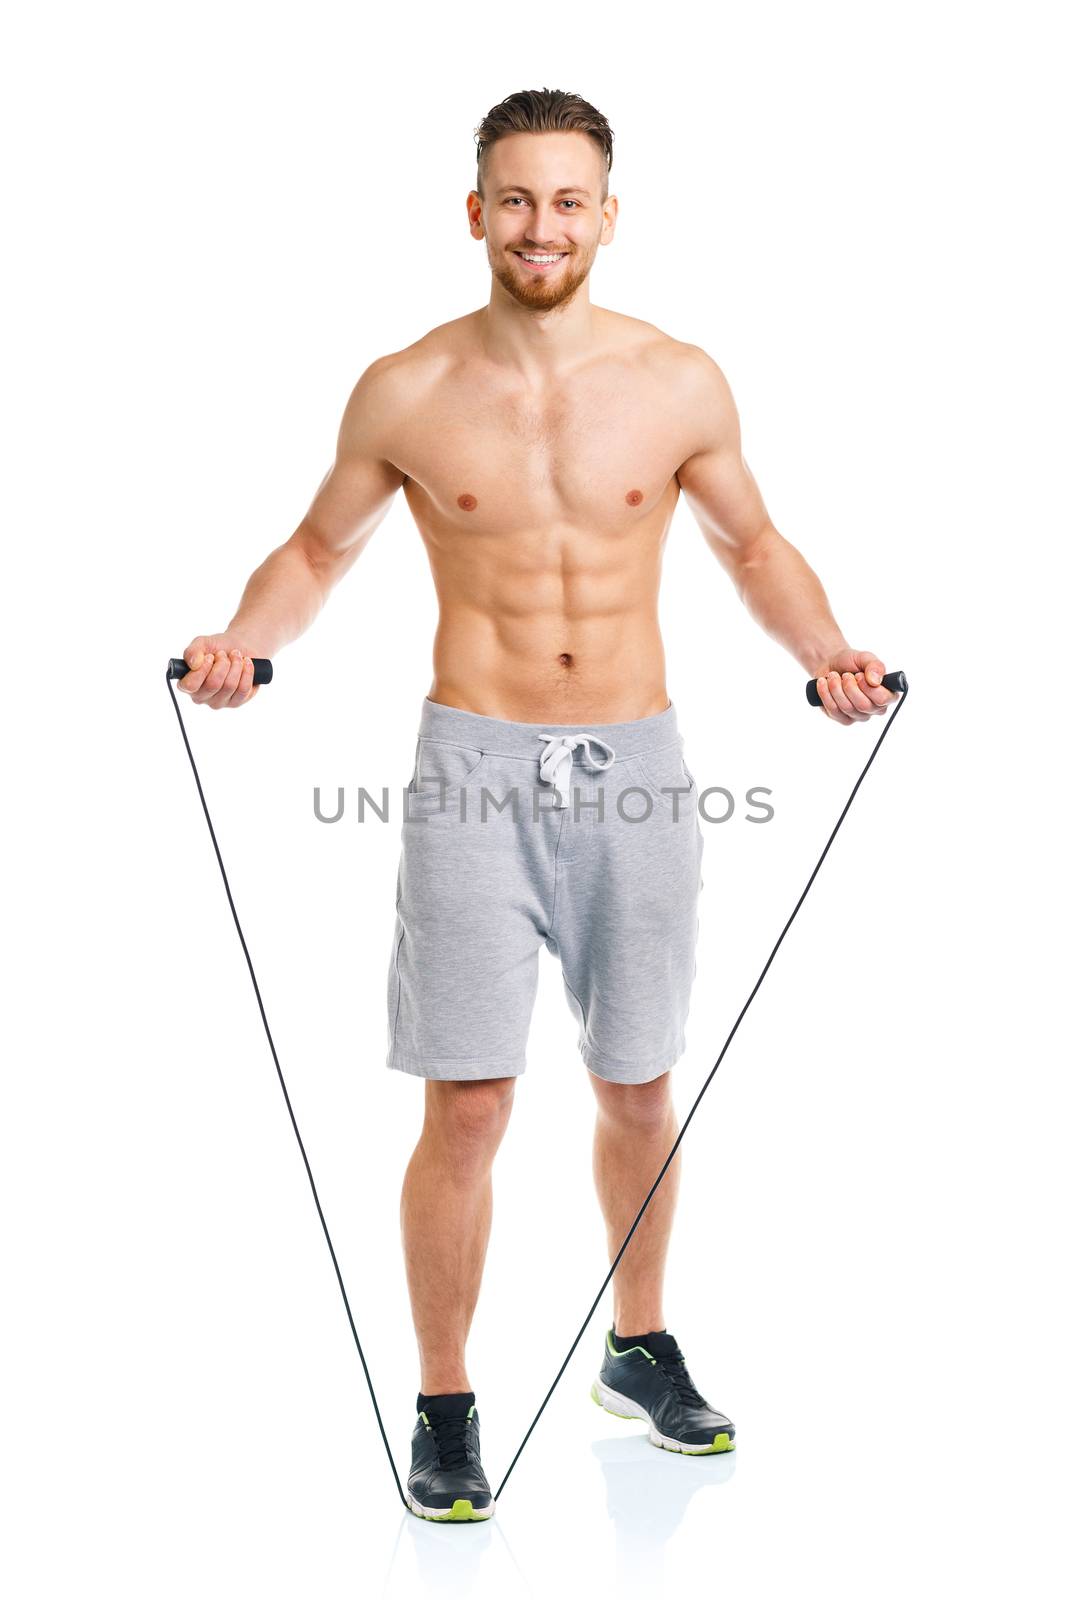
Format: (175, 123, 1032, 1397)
(457, 492, 478, 512)
(625, 488, 644, 506)
(557, 652, 574, 668)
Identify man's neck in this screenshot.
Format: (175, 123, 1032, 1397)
(478, 283, 599, 383)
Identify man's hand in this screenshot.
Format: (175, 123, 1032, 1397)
(178, 634, 264, 709)
(814, 650, 898, 726)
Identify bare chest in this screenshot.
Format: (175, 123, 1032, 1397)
(393, 370, 688, 537)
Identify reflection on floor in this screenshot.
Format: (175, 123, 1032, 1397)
(382, 1424, 735, 1598)
(593, 1432, 737, 1590)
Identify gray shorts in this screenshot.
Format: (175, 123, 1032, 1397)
(385, 697, 705, 1085)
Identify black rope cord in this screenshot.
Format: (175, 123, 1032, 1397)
(495, 683, 908, 1497)
(166, 673, 408, 1509)
(167, 669, 907, 1509)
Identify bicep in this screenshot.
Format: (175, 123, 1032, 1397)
(675, 354, 773, 576)
(294, 363, 406, 576)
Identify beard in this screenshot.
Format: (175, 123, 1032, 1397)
(489, 237, 598, 313)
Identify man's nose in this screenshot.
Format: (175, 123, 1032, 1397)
(525, 207, 568, 244)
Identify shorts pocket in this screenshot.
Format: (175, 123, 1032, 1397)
(631, 742, 698, 809)
(408, 737, 489, 816)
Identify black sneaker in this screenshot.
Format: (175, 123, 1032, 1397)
(591, 1327, 736, 1454)
(406, 1394, 494, 1522)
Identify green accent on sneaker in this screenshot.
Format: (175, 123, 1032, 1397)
(411, 1497, 488, 1522)
(605, 1328, 657, 1363)
(653, 1433, 736, 1455)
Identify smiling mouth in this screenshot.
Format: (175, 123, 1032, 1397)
(512, 251, 569, 272)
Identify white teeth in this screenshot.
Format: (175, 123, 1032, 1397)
(518, 253, 563, 263)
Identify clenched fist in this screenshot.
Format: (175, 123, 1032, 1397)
(178, 635, 265, 710)
(814, 651, 899, 726)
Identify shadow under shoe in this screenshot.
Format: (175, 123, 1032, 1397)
(406, 1398, 494, 1522)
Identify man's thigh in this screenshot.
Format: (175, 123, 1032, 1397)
(552, 753, 705, 1085)
(386, 799, 549, 1082)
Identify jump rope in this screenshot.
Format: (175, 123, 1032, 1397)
(166, 658, 908, 1508)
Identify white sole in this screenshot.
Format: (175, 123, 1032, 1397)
(591, 1376, 735, 1454)
(406, 1488, 495, 1522)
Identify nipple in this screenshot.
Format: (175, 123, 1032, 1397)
(457, 493, 478, 512)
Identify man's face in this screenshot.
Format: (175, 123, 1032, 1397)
(468, 131, 617, 313)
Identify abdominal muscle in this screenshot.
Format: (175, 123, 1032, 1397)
(423, 526, 672, 725)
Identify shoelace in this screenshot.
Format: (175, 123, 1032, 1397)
(657, 1349, 708, 1407)
(429, 1412, 471, 1470)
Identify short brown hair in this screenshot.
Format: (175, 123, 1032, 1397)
(474, 88, 614, 198)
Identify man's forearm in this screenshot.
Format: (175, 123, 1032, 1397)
(225, 532, 334, 658)
(734, 525, 850, 677)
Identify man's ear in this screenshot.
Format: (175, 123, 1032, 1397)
(600, 193, 619, 245)
(466, 190, 485, 239)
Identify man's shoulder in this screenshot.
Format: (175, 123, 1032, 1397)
(338, 318, 476, 452)
(598, 309, 726, 390)
(355, 314, 479, 394)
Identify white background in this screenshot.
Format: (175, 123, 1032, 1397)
(4, 2, 1077, 1595)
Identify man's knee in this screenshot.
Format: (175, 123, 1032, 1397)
(424, 1076, 517, 1152)
(592, 1071, 674, 1130)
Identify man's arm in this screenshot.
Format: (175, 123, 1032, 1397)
(674, 347, 895, 723)
(180, 357, 406, 708)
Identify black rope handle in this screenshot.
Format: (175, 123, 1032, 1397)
(168, 657, 273, 685)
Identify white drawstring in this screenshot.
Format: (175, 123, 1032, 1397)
(537, 733, 616, 809)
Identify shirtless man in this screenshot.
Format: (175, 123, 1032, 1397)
(179, 88, 896, 1522)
